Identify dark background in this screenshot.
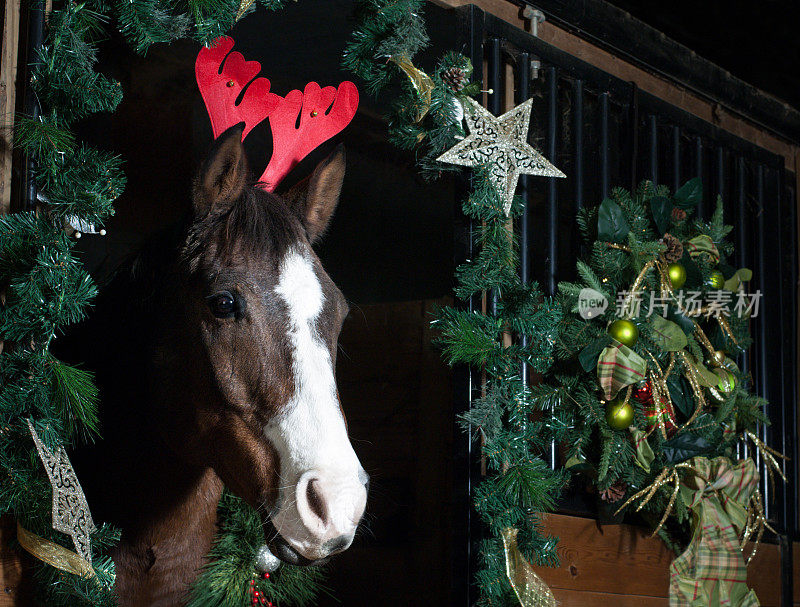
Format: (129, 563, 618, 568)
(604, 0, 800, 110)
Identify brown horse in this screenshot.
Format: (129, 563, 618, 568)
(72, 124, 367, 606)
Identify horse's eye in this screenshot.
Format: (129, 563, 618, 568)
(207, 291, 237, 318)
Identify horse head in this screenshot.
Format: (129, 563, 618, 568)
(150, 124, 367, 565)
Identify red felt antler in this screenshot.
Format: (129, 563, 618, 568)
(195, 36, 281, 139)
(259, 81, 359, 191)
(196, 37, 359, 191)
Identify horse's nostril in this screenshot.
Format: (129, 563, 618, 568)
(324, 534, 350, 555)
(306, 479, 328, 524)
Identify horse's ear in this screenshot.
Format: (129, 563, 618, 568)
(194, 123, 248, 216)
(284, 144, 345, 243)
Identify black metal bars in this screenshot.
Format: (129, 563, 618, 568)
(462, 5, 798, 600)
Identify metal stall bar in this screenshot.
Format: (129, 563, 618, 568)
(755, 164, 769, 518)
(672, 125, 680, 193)
(735, 155, 749, 460)
(487, 38, 502, 317)
(455, 8, 488, 605)
(518, 52, 532, 390)
(715, 147, 725, 201)
(770, 165, 794, 605)
(788, 174, 800, 538)
(695, 137, 704, 219)
(600, 92, 610, 198)
(648, 114, 658, 184)
(574, 79, 584, 213)
(546, 65, 559, 469)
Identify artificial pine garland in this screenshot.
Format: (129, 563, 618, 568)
(344, 2, 567, 605)
(344, 3, 778, 605)
(2, 2, 320, 606)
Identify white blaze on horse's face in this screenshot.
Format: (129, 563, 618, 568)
(265, 246, 366, 561)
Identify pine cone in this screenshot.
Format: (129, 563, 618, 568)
(661, 233, 684, 262)
(671, 207, 687, 223)
(599, 481, 628, 503)
(442, 66, 467, 92)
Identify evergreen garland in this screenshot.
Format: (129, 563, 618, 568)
(344, 2, 567, 605)
(3, 2, 319, 606)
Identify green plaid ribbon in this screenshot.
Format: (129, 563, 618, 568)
(669, 457, 760, 607)
(597, 341, 647, 400)
(685, 235, 720, 265)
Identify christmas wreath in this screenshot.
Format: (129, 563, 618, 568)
(536, 180, 783, 604)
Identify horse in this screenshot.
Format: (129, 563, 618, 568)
(70, 124, 368, 606)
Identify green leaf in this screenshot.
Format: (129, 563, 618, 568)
(723, 268, 753, 292)
(650, 196, 673, 235)
(667, 374, 695, 419)
(674, 177, 703, 209)
(597, 198, 630, 243)
(631, 427, 654, 472)
(667, 305, 695, 335)
(578, 335, 612, 372)
(693, 360, 720, 388)
(651, 315, 688, 351)
(662, 432, 713, 463)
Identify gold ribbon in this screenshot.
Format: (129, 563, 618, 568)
(741, 488, 774, 565)
(235, 0, 255, 21)
(614, 462, 694, 537)
(17, 522, 95, 579)
(389, 55, 435, 122)
(500, 528, 557, 607)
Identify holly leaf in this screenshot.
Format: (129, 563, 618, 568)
(667, 374, 695, 419)
(651, 315, 688, 351)
(662, 432, 713, 463)
(579, 335, 612, 372)
(693, 360, 720, 388)
(667, 306, 694, 335)
(597, 198, 630, 243)
(723, 268, 753, 292)
(650, 196, 673, 235)
(674, 177, 703, 209)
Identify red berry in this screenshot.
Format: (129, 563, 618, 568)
(263, 572, 270, 579)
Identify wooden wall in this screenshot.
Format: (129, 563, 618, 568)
(531, 514, 800, 607)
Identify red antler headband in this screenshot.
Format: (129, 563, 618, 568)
(195, 36, 359, 191)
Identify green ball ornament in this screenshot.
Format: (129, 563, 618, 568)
(718, 370, 736, 394)
(608, 319, 639, 347)
(708, 270, 725, 289)
(667, 263, 687, 289)
(606, 399, 634, 430)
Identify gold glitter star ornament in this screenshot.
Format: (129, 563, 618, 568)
(437, 97, 565, 214)
(27, 419, 96, 564)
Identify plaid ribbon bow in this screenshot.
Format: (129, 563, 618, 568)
(597, 341, 647, 400)
(685, 235, 720, 265)
(669, 457, 760, 607)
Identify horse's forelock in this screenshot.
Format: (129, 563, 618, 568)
(182, 185, 305, 271)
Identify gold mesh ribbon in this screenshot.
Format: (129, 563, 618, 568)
(235, 0, 255, 21)
(17, 521, 95, 578)
(389, 55, 435, 122)
(741, 488, 774, 565)
(614, 462, 694, 537)
(500, 527, 557, 607)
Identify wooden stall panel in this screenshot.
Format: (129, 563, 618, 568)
(531, 514, 792, 607)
